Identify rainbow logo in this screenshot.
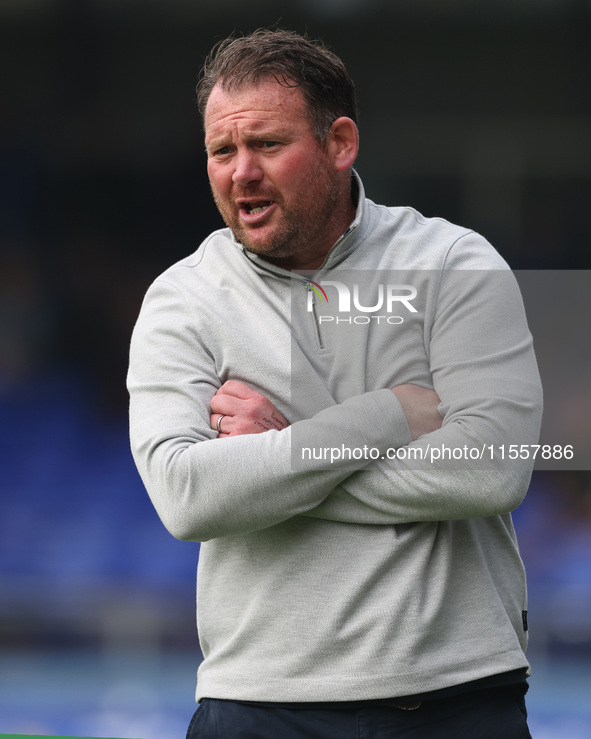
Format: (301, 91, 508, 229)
(307, 280, 329, 303)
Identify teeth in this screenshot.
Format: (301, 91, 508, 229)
(247, 202, 271, 214)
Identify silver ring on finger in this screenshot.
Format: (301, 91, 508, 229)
(216, 414, 226, 434)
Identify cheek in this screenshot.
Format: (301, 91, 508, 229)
(275, 151, 323, 192)
(207, 163, 228, 197)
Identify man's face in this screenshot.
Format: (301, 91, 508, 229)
(204, 79, 344, 269)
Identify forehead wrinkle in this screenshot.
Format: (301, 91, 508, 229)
(204, 80, 308, 141)
(205, 108, 307, 151)
(207, 104, 295, 129)
(205, 117, 283, 151)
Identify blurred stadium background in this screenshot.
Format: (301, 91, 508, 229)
(1, 0, 590, 736)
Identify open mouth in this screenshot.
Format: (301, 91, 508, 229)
(242, 201, 274, 215)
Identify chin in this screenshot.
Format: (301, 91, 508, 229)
(235, 229, 294, 260)
(243, 242, 293, 261)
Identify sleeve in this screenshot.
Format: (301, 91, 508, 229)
(304, 247, 544, 525)
(127, 279, 413, 542)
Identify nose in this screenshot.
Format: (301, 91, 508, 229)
(232, 149, 263, 187)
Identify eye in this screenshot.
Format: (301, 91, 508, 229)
(208, 144, 233, 158)
(261, 141, 279, 149)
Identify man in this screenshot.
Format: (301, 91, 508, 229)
(128, 29, 542, 738)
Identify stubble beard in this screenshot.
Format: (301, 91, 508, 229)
(212, 164, 342, 266)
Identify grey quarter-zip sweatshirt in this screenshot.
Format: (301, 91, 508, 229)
(128, 173, 543, 703)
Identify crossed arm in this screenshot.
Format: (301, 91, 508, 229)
(210, 380, 442, 442)
(129, 262, 543, 541)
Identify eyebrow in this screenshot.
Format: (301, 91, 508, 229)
(205, 128, 288, 153)
(205, 137, 227, 152)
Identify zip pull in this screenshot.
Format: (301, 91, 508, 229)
(304, 282, 324, 349)
(305, 282, 315, 313)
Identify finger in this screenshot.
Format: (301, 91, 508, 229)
(210, 412, 231, 435)
(210, 393, 242, 415)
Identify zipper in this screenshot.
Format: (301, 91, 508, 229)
(306, 283, 325, 350)
(301, 220, 359, 351)
(239, 211, 360, 352)
(316, 221, 358, 271)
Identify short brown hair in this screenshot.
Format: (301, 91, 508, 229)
(196, 28, 358, 141)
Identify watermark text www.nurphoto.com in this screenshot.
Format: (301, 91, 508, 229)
(301, 443, 574, 465)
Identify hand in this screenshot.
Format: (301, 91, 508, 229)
(391, 384, 442, 440)
(210, 380, 289, 438)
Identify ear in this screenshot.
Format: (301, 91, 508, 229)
(327, 117, 359, 172)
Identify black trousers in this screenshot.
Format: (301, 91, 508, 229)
(186, 685, 532, 739)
